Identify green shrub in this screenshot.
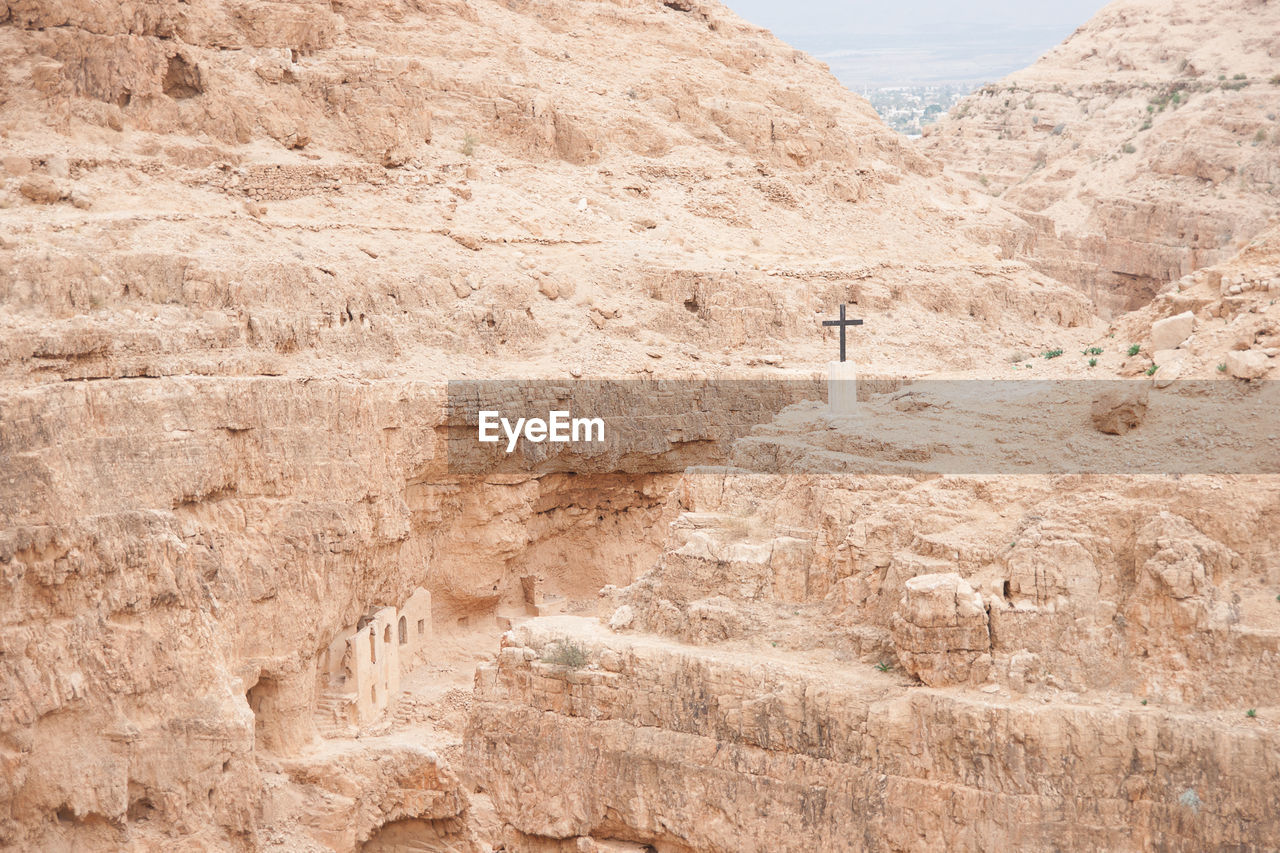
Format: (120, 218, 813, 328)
(875, 661, 893, 672)
(1122, 142, 1136, 153)
(1247, 708, 1258, 718)
(1043, 348, 1064, 359)
(1128, 343, 1141, 356)
(1146, 364, 1160, 376)
(1088, 358, 1098, 368)
(1083, 346, 1103, 355)
(541, 640, 589, 669)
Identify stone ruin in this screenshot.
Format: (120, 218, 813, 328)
(316, 588, 433, 735)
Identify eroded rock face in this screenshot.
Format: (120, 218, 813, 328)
(0, 0, 1101, 845)
(4, 0, 1278, 847)
(463, 439, 1280, 849)
(922, 0, 1280, 312)
(264, 745, 480, 852)
(467, 618, 1280, 852)
(890, 573, 991, 686)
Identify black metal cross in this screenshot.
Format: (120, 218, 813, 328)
(821, 304, 863, 363)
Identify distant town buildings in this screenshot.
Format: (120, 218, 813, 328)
(864, 83, 977, 137)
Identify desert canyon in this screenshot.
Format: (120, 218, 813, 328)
(1, 0, 1279, 850)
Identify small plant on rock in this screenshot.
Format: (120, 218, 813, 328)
(875, 661, 894, 672)
(1128, 343, 1141, 356)
(1218, 363, 1228, 372)
(1043, 348, 1064, 359)
(1146, 364, 1160, 376)
(1088, 358, 1098, 368)
(1083, 346, 1104, 356)
(1247, 708, 1258, 718)
(541, 640, 589, 670)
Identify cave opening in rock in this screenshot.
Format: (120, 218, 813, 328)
(359, 816, 472, 852)
(245, 675, 285, 753)
(162, 55, 202, 99)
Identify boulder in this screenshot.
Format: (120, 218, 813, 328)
(2, 155, 32, 177)
(1151, 349, 1183, 388)
(890, 572, 991, 687)
(1150, 311, 1194, 350)
(18, 175, 66, 204)
(607, 605, 635, 631)
(1090, 383, 1149, 435)
(1225, 349, 1269, 380)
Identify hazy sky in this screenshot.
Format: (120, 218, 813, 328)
(722, 0, 1108, 87)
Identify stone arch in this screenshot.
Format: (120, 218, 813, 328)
(398, 616, 407, 645)
(383, 624, 391, 645)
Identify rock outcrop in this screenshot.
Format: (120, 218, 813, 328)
(890, 573, 991, 686)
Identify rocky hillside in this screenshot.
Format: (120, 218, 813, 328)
(922, 0, 1280, 313)
(0, 0, 1096, 849)
(0, 0, 1092, 388)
